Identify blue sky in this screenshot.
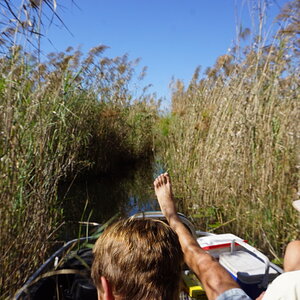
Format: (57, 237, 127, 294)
(38, 0, 289, 107)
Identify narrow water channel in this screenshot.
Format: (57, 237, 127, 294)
(58, 160, 164, 240)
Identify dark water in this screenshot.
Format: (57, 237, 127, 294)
(58, 160, 164, 240)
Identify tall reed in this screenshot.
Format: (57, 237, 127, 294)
(157, 1, 300, 259)
(0, 45, 158, 298)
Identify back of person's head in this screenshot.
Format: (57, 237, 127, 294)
(91, 217, 184, 300)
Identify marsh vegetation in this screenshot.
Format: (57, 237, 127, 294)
(0, 0, 299, 298)
(158, 0, 300, 261)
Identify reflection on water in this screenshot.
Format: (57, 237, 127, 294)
(58, 160, 162, 239)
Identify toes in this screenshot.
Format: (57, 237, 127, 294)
(162, 174, 167, 184)
(154, 173, 171, 187)
(154, 175, 161, 187)
(164, 172, 171, 184)
(154, 175, 163, 187)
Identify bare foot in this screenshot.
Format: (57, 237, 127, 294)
(154, 173, 177, 220)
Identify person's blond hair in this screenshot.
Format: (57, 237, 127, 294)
(91, 218, 183, 300)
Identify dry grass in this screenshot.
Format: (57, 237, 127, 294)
(0, 2, 159, 297)
(0, 45, 158, 298)
(158, 1, 300, 258)
(0, 1, 160, 298)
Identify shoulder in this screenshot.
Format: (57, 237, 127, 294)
(263, 270, 300, 300)
(269, 270, 300, 285)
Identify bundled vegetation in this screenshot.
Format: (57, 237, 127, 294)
(158, 0, 300, 259)
(0, 45, 158, 298)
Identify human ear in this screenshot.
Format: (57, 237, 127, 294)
(100, 276, 115, 300)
